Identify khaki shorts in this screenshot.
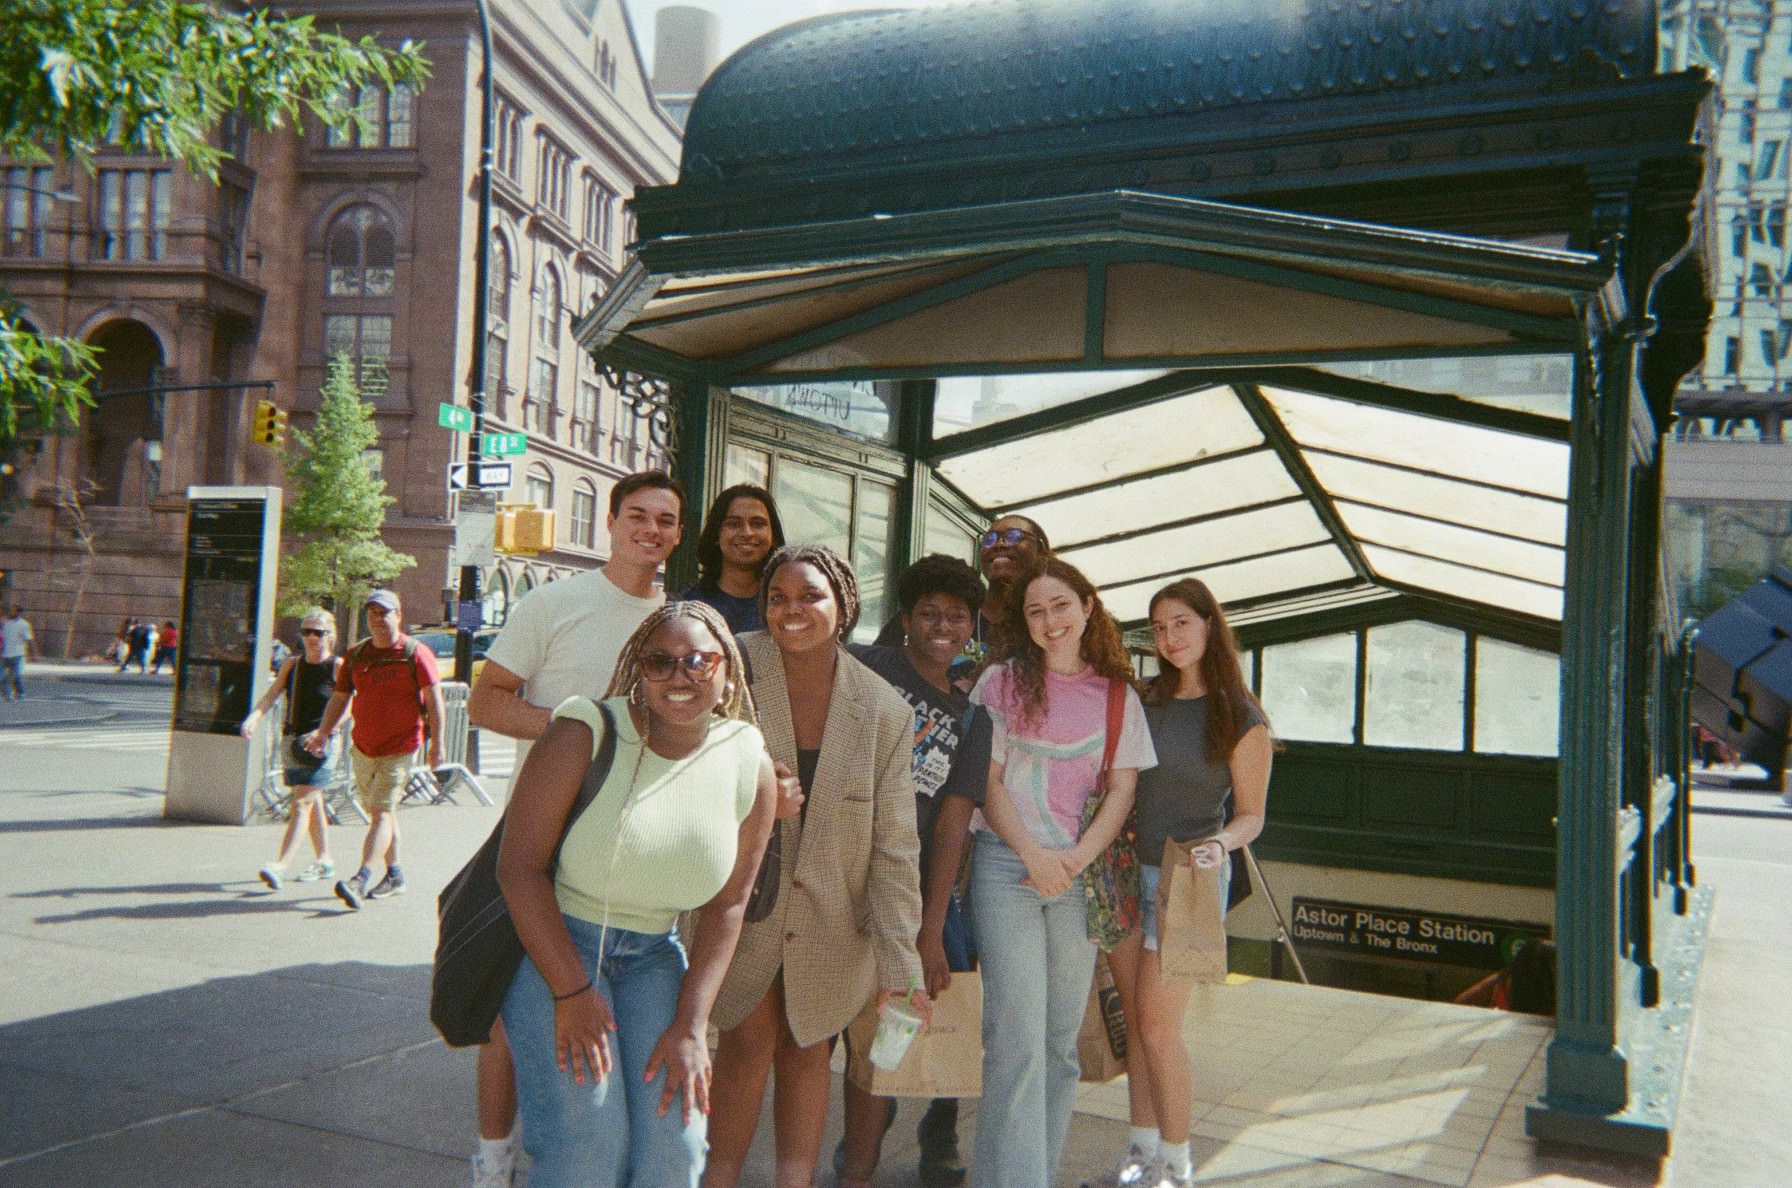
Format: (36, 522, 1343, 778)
(350, 745, 415, 812)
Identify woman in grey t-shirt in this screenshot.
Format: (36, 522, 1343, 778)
(1099, 578, 1273, 1188)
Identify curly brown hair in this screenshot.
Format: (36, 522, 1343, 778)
(989, 557, 1136, 730)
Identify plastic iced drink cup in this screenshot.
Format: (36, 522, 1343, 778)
(868, 1001, 924, 1071)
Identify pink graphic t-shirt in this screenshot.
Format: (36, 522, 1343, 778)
(971, 662, 1157, 849)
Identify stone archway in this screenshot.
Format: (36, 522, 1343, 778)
(82, 319, 165, 506)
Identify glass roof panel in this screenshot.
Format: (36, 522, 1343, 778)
(1007, 448, 1300, 548)
(935, 386, 1263, 506)
(1318, 354, 1574, 418)
(1361, 545, 1564, 620)
(1102, 544, 1356, 624)
(1304, 452, 1566, 546)
(1262, 385, 1570, 498)
(1060, 502, 1333, 588)
(934, 369, 1171, 439)
(1337, 502, 1564, 587)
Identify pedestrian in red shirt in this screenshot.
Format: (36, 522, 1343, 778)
(303, 589, 444, 908)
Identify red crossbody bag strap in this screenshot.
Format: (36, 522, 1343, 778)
(1100, 677, 1124, 782)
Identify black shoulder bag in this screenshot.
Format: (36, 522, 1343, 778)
(429, 702, 618, 1048)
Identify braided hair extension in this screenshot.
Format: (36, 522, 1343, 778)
(757, 544, 861, 638)
(604, 600, 757, 724)
(990, 556, 1136, 731)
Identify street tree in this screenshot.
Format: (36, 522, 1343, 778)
(277, 354, 413, 630)
(1, 1, 430, 461)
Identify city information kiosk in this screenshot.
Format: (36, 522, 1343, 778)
(575, 0, 1715, 1155)
(164, 485, 281, 825)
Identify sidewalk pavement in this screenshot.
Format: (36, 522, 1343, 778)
(0, 659, 171, 727)
(0, 744, 1787, 1186)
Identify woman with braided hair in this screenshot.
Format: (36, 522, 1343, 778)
(495, 600, 780, 1188)
(703, 545, 930, 1188)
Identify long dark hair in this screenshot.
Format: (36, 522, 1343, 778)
(694, 484, 785, 594)
(1143, 577, 1268, 764)
(991, 557, 1134, 730)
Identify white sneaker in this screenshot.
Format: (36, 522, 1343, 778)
(1084, 1149, 1157, 1188)
(258, 864, 284, 891)
(296, 860, 335, 882)
(471, 1141, 516, 1188)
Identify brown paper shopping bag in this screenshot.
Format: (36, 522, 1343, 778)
(846, 972, 983, 1099)
(1157, 837, 1229, 983)
(1077, 953, 1128, 1083)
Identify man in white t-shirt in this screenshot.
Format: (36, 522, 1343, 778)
(463, 469, 685, 1188)
(1, 606, 34, 701)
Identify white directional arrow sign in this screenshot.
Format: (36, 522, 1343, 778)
(449, 462, 513, 491)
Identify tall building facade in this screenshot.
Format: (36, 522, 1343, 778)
(1660, 1, 1792, 616)
(0, 0, 681, 656)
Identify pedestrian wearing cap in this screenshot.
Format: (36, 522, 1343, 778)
(303, 589, 444, 908)
(242, 609, 343, 888)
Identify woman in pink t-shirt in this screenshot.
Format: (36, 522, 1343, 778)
(968, 558, 1156, 1188)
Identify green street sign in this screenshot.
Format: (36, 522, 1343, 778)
(438, 403, 474, 432)
(483, 431, 527, 457)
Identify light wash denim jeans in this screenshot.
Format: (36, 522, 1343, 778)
(968, 831, 1099, 1188)
(501, 916, 705, 1188)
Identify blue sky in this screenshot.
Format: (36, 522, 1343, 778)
(629, 0, 961, 75)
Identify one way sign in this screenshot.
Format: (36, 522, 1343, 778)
(449, 461, 513, 491)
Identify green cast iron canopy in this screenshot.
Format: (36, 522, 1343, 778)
(680, 0, 1655, 186)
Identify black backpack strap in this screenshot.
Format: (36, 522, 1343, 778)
(549, 701, 619, 872)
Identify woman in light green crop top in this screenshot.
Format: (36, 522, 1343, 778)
(496, 601, 779, 1188)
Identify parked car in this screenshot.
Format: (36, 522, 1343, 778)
(411, 626, 498, 683)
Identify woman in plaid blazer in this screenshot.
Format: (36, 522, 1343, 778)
(703, 545, 928, 1188)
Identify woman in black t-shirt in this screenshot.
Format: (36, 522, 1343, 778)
(241, 609, 343, 890)
(1099, 578, 1273, 1188)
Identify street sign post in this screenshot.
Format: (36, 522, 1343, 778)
(449, 461, 513, 490)
(482, 431, 526, 456)
(439, 403, 475, 432)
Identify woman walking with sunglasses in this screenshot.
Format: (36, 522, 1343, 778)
(242, 609, 342, 889)
(970, 557, 1156, 1188)
(496, 602, 779, 1188)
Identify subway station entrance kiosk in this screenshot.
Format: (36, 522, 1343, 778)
(576, 0, 1714, 1155)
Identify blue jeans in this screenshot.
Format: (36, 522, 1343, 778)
(1, 656, 21, 699)
(501, 917, 705, 1188)
(968, 832, 1098, 1188)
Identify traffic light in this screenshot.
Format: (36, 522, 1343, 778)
(251, 399, 289, 447)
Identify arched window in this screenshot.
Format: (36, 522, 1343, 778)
(322, 204, 396, 391)
(485, 233, 512, 412)
(525, 462, 554, 511)
(326, 205, 395, 296)
(571, 479, 598, 549)
(535, 266, 562, 351)
(527, 267, 563, 435)
(489, 234, 512, 320)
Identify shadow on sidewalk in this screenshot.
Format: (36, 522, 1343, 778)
(0, 960, 464, 1187)
(0, 812, 179, 834)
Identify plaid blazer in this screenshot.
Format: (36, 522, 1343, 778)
(712, 631, 924, 1047)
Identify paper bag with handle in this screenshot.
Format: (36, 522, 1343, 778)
(846, 972, 983, 1099)
(1156, 836, 1229, 983)
(1076, 952, 1128, 1083)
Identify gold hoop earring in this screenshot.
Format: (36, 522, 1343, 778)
(629, 679, 646, 707)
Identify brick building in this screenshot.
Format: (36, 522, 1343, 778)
(0, 0, 682, 656)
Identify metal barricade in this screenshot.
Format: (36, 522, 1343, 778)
(405, 681, 494, 807)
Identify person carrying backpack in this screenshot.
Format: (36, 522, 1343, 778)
(302, 589, 444, 909)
